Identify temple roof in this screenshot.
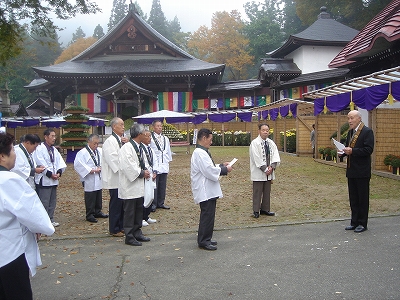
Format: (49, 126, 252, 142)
(258, 58, 301, 83)
(329, 0, 400, 68)
(32, 8, 224, 80)
(98, 77, 154, 98)
(270, 7, 359, 58)
(207, 80, 262, 92)
(279, 68, 350, 87)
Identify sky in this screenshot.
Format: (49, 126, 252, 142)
(56, 0, 250, 46)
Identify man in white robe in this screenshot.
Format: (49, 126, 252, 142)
(191, 128, 232, 251)
(33, 128, 67, 227)
(150, 120, 172, 210)
(249, 123, 281, 218)
(141, 129, 157, 226)
(74, 134, 108, 223)
(0, 132, 55, 299)
(119, 123, 151, 246)
(102, 117, 128, 237)
(11, 133, 45, 190)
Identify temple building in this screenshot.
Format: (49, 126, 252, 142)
(25, 3, 226, 117)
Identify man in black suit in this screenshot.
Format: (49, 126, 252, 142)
(341, 110, 374, 233)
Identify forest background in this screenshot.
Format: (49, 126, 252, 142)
(0, 0, 392, 109)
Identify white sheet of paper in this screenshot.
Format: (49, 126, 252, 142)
(228, 158, 238, 166)
(332, 138, 345, 151)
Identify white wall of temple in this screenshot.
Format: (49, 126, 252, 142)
(286, 45, 344, 74)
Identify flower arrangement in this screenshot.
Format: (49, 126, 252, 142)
(162, 123, 184, 140)
(280, 128, 296, 153)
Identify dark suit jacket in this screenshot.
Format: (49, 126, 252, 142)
(345, 125, 374, 178)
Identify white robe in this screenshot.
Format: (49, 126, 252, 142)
(190, 148, 223, 204)
(249, 136, 281, 181)
(74, 147, 102, 192)
(0, 170, 54, 276)
(11, 144, 36, 189)
(33, 143, 66, 186)
(101, 134, 121, 189)
(118, 141, 145, 200)
(150, 133, 172, 174)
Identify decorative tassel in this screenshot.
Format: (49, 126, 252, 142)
(323, 97, 328, 114)
(350, 101, 355, 110)
(388, 94, 394, 105)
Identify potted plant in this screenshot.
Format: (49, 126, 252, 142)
(391, 156, 400, 175)
(323, 146, 334, 161)
(384, 154, 396, 171)
(318, 147, 325, 159)
(330, 148, 337, 162)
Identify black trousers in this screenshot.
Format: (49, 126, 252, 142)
(198, 197, 217, 247)
(85, 189, 102, 219)
(123, 197, 144, 244)
(348, 177, 370, 228)
(0, 254, 32, 300)
(154, 173, 168, 207)
(108, 188, 124, 234)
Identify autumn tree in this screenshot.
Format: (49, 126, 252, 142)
(0, 0, 100, 65)
(188, 11, 254, 81)
(55, 37, 97, 64)
(244, 0, 285, 64)
(93, 24, 105, 40)
(108, 0, 128, 31)
(294, 0, 392, 30)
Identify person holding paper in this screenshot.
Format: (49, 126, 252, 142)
(249, 124, 281, 218)
(341, 110, 374, 233)
(191, 128, 232, 250)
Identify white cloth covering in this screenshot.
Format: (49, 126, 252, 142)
(33, 143, 66, 186)
(190, 147, 223, 204)
(249, 135, 281, 181)
(74, 147, 102, 192)
(0, 170, 54, 276)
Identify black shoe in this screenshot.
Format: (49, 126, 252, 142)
(199, 244, 217, 251)
(211, 240, 217, 246)
(158, 205, 170, 209)
(345, 225, 356, 230)
(354, 225, 367, 233)
(125, 240, 142, 246)
(136, 235, 151, 242)
(253, 212, 259, 218)
(260, 210, 275, 216)
(94, 212, 108, 218)
(86, 217, 98, 223)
